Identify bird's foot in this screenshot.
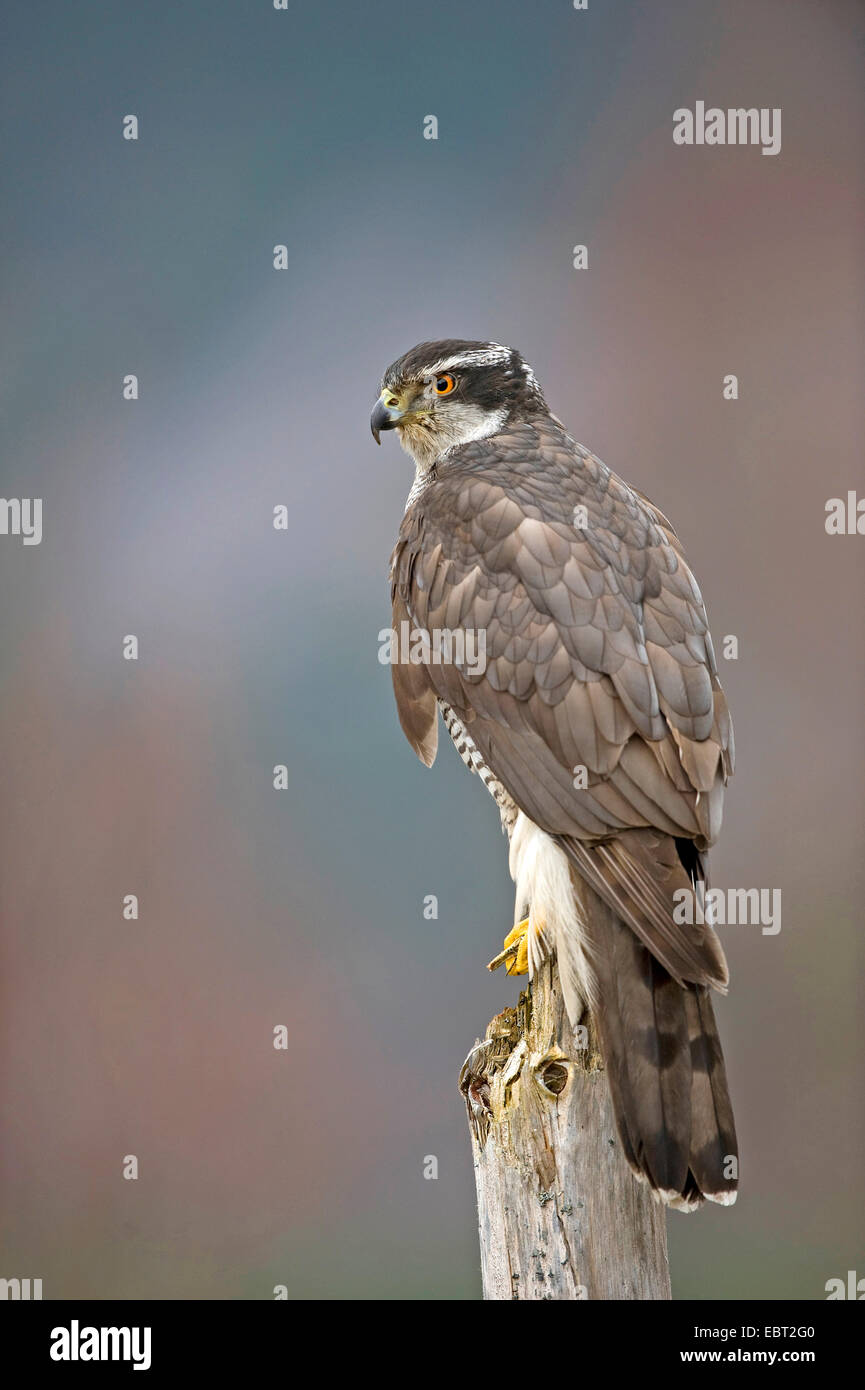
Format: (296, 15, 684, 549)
(487, 916, 530, 976)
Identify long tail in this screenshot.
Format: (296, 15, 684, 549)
(566, 876, 738, 1211)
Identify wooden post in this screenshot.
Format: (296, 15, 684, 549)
(459, 957, 671, 1301)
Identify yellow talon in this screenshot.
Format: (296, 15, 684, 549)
(487, 917, 530, 976)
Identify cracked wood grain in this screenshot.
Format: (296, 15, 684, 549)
(460, 958, 671, 1301)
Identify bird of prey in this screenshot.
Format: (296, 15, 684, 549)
(372, 340, 737, 1210)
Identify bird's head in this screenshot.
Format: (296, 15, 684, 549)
(370, 339, 548, 470)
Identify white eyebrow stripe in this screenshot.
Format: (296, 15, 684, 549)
(426, 345, 513, 374)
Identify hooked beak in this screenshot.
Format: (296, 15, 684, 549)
(370, 394, 403, 444)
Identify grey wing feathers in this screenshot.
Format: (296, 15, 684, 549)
(389, 417, 733, 987)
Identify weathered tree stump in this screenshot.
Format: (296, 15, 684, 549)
(459, 957, 671, 1300)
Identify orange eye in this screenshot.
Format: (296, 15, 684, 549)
(433, 373, 457, 395)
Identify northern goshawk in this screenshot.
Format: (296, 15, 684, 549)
(372, 339, 737, 1211)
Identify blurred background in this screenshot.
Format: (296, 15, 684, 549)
(1, 0, 863, 1299)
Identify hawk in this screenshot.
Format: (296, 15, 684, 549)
(372, 340, 737, 1211)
